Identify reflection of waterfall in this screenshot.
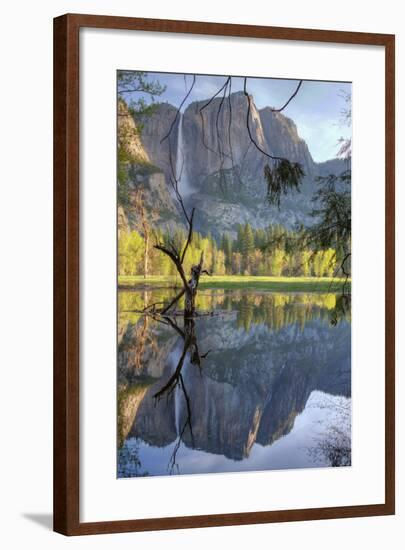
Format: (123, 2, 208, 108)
(174, 385, 181, 437)
(172, 339, 193, 439)
(176, 114, 190, 196)
(169, 341, 184, 437)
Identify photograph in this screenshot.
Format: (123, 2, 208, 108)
(0, 1, 398, 544)
(116, 70, 352, 478)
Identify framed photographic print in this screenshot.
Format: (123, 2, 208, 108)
(53, 14, 395, 535)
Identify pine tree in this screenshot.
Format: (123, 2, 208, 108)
(232, 252, 242, 274)
(221, 233, 233, 274)
(242, 223, 255, 274)
(254, 228, 266, 250)
(235, 224, 244, 254)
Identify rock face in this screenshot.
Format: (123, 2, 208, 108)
(179, 92, 316, 193)
(117, 385, 149, 447)
(118, 99, 150, 163)
(181, 92, 266, 190)
(133, 92, 348, 238)
(127, 169, 184, 233)
(259, 107, 315, 175)
(118, 100, 185, 233)
(137, 103, 180, 186)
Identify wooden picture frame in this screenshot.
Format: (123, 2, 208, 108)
(54, 13, 395, 535)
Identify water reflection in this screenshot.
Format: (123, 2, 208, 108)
(117, 289, 351, 477)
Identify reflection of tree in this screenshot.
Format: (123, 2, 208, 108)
(119, 291, 159, 373)
(329, 294, 351, 327)
(307, 395, 351, 467)
(123, 289, 350, 334)
(233, 292, 350, 332)
(152, 315, 210, 474)
(132, 315, 150, 370)
(315, 424, 351, 467)
(118, 438, 149, 478)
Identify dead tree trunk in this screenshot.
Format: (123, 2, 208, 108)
(154, 236, 207, 318)
(154, 208, 210, 317)
(184, 251, 204, 318)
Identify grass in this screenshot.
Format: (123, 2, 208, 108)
(118, 275, 350, 293)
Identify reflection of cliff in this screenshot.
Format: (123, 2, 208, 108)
(117, 315, 179, 448)
(118, 384, 150, 447)
(118, 316, 178, 385)
(122, 311, 351, 461)
(256, 362, 313, 447)
(129, 377, 177, 447)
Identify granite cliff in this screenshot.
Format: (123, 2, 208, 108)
(118, 100, 184, 234)
(120, 92, 347, 238)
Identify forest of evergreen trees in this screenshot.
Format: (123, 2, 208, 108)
(118, 222, 346, 278)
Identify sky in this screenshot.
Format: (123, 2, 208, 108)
(121, 71, 351, 163)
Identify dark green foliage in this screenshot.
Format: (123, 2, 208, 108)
(241, 223, 255, 272)
(264, 160, 305, 208)
(117, 71, 165, 210)
(235, 224, 244, 254)
(242, 223, 255, 257)
(262, 163, 351, 280)
(221, 234, 233, 272)
(306, 170, 351, 251)
(118, 70, 166, 121)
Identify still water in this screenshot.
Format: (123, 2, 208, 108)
(117, 289, 351, 478)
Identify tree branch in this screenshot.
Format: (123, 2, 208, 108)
(180, 208, 195, 264)
(160, 288, 186, 315)
(154, 244, 189, 289)
(199, 77, 233, 162)
(271, 80, 303, 112)
(243, 78, 286, 163)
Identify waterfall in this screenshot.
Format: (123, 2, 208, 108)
(175, 114, 189, 195)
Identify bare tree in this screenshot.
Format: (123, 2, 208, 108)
(154, 219, 210, 318)
(307, 395, 351, 467)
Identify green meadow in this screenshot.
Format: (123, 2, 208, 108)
(118, 275, 350, 293)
